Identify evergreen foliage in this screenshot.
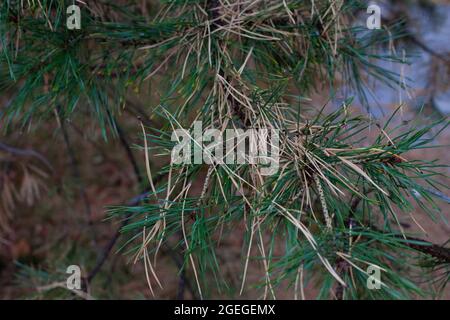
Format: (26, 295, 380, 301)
(1, 0, 448, 299)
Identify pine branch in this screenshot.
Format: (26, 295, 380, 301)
(373, 227, 450, 263)
(350, 197, 450, 263)
(56, 106, 97, 249)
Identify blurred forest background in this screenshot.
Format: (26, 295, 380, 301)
(0, 0, 449, 299)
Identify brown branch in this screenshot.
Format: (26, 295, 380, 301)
(334, 194, 450, 299)
(351, 196, 450, 263)
(86, 114, 158, 284)
(86, 184, 161, 284)
(56, 107, 97, 249)
(408, 35, 450, 64)
(85, 120, 197, 299)
(372, 227, 450, 264)
(0, 142, 53, 171)
(403, 236, 450, 263)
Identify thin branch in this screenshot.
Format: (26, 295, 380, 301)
(86, 174, 163, 284)
(0, 142, 53, 171)
(409, 36, 450, 64)
(372, 226, 450, 263)
(112, 114, 143, 186)
(351, 196, 450, 263)
(57, 107, 96, 240)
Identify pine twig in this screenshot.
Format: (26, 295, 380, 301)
(0, 142, 52, 171)
(56, 107, 96, 241)
(351, 197, 450, 263)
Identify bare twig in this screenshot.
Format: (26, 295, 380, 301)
(351, 196, 450, 263)
(86, 174, 163, 284)
(409, 36, 450, 64)
(56, 107, 96, 241)
(0, 142, 52, 171)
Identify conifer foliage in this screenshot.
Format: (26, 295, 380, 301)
(1, 0, 449, 299)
